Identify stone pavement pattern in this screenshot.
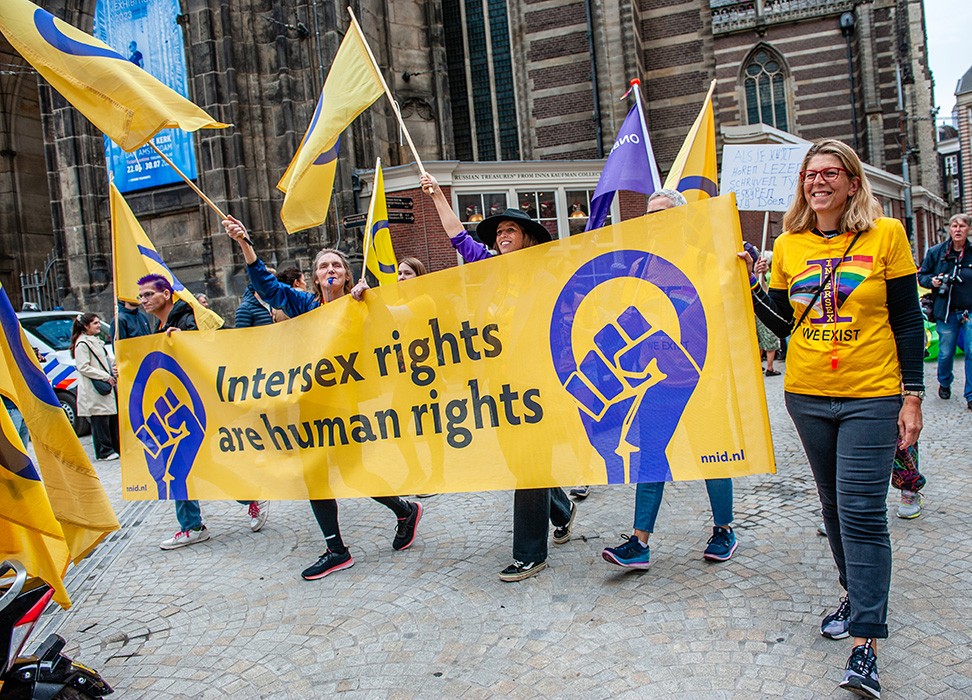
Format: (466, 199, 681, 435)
(35, 363, 971, 698)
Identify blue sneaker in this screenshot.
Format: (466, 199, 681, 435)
(838, 640, 880, 698)
(821, 595, 851, 640)
(601, 535, 651, 569)
(703, 526, 737, 561)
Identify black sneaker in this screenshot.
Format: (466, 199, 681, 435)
(392, 501, 422, 551)
(499, 559, 547, 582)
(301, 549, 354, 580)
(838, 640, 880, 698)
(939, 385, 951, 399)
(821, 595, 851, 639)
(552, 502, 577, 545)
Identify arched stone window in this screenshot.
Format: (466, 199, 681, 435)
(742, 46, 789, 132)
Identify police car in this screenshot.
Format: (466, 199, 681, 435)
(16, 310, 114, 436)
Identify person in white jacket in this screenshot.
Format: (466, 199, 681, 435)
(70, 312, 119, 460)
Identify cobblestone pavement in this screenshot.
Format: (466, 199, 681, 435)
(33, 362, 970, 699)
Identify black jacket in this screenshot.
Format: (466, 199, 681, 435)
(917, 239, 972, 321)
(158, 299, 197, 333)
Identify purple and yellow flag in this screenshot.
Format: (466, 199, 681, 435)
(277, 21, 385, 234)
(110, 184, 224, 331)
(0, 0, 227, 151)
(0, 282, 118, 607)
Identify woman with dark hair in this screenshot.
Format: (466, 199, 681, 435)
(222, 215, 423, 581)
(71, 312, 119, 460)
(420, 172, 575, 583)
(741, 139, 924, 699)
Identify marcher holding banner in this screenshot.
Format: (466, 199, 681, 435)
(419, 172, 575, 583)
(742, 139, 924, 699)
(601, 189, 737, 571)
(221, 215, 423, 581)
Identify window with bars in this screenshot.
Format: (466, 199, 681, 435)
(441, 0, 521, 162)
(743, 47, 789, 132)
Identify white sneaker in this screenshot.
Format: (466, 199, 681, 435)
(248, 501, 269, 532)
(102, 453, 120, 461)
(159, 526, 210, 550)
(897, 490, 923, 519)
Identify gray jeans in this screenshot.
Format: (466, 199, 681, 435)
(785, 392, 900, 639)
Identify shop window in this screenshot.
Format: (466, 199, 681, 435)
(516, 190, 558, 237)
(457, 192, 509, 233)
(565, 189, 609, 235)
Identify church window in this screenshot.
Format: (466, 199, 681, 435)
(743, 48, 789, 132)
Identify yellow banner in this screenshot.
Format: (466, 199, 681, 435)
(364, 162, 399, 285)
(119, 196, 775, 501)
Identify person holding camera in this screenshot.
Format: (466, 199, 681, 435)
(918, 213, 972, 409)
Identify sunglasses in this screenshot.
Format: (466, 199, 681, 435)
(799, 167, 852, 183)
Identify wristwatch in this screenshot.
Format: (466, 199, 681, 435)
(901, 390, 925, 401)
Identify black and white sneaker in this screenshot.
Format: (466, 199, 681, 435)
(838, 640, 880, 698)
(392, 501, 422, 551)
(499, 559, 547, 582)
(552, 502, 577, 545)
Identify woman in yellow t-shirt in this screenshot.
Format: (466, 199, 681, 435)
(742, 139, 923, 699)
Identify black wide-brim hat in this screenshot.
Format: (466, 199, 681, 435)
(475, 208, 552, 250)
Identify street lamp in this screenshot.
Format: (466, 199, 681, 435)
(839, 11, 860, 153)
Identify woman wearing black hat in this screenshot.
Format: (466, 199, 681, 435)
(420, 173, 575, 583)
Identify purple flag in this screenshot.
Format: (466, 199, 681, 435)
(586, 104, 661, 231)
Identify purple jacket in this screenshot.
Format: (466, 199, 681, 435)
(451, 230, 495, 263)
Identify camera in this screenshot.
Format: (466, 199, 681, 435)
(936, 271, 961, 294)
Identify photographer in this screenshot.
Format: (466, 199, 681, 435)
(918, 213, 972, 408)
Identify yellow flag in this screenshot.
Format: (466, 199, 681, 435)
(0, 0, 227, 152)
(277, 21, 385, 234)
(663, 80, 719, 203)
(110, 184, 224, 331)
(363, 161, 399, 285)
(0, 282, 119, 607)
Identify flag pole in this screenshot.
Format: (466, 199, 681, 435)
(148, 141, 253, 244)
(360, 157, 381, 282)
(346, 7, 432, 192)
(628, 78, 661, 189)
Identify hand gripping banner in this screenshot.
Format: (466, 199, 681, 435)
(118, 195, 775, 501)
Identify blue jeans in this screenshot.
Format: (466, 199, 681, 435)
(175, 500, 202, 531)
(633, 479, 733, 532)
(512, 487, 573, 563)
(785, 392, 899, 639)
(936, 311, 971, 400)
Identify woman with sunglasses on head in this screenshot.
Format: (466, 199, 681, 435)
(221, 215, 423, 581)
(740, 139, 924, 699)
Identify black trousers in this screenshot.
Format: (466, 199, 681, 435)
(89, 414, 119, 459)
(310, 497, 411, 552)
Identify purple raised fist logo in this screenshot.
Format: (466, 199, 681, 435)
(550, 251, 707, 484)
(129, 352, 206, 500)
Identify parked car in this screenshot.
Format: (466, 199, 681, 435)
(16, 310, 114, 437)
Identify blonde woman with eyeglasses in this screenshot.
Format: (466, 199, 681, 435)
(740, 139, 924, 699)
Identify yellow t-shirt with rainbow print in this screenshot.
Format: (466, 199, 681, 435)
(769, 217, 917, 397)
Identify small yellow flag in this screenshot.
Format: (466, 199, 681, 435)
(663, 80, 719, 203)
(110, 184, 224, 331)
(363, 160, 399, 285)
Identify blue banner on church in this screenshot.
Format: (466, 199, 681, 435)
(93, 0, 198, 193)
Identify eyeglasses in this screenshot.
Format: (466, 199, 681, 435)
(800, 167, 852, 183)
